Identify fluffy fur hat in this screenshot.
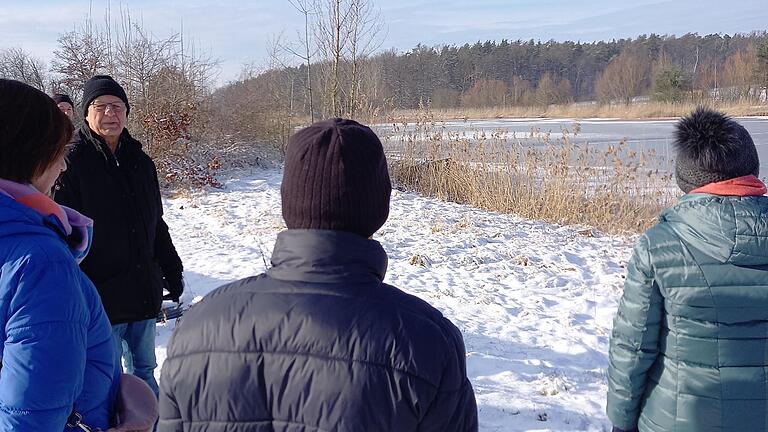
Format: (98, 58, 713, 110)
(674, 108, 759, 193)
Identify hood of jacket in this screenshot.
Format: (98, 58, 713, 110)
(0, 193, 59, 241)
(0, 180, 93, 262)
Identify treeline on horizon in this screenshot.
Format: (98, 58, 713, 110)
(211, 30, 767, 152)
(231, 32, 768, 114)
(1, 8, 767, 183)
(397, 32, 767, 106)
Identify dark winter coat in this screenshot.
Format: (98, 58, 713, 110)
(159, 229, 478, 432)
(607, 193, 768, 432)
(55, 127, 183, 324)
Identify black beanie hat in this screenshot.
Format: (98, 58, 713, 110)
(81, 75, 130, 117)
(674, 108, 759, 193)
(52, 93, 74, 107)
(281, 118, 392, 238)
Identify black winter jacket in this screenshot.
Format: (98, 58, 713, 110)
(55, 127, 183, 324)
(159, 229, 478, 432)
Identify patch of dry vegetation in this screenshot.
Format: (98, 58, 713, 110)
(385, 110, 679, 234)
(390, 101, 768, 123)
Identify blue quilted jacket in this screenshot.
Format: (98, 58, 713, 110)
(0, 193, 120, 430)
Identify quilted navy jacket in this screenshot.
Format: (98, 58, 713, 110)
(608, 193, 768, 432)
(0, 193, 120, 430)
(159, 229, 478, 432)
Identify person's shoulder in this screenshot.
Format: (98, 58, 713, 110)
(0, 207, 71, 263)
(121, 131, 149, 157)
(383, 283, 463, 332)
(0, 237, 88, 320)
(376, 283, 468, 382)
(121, 133, 157, 171)
(640, 217, 680, 249)
(167, 275, 267, 343)
(15, 235, 77, 271)
(66, 131, 101, 163)
(176, 275, 267, 319)
(378, 282, 445, 319)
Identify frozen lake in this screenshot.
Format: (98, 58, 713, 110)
(376, 117, 768, 175)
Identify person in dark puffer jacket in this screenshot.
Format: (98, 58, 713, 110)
(158, 118, 478, 432)
(607, 108, 768, 432)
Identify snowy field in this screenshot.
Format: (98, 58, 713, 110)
(155, 166, 636, 432)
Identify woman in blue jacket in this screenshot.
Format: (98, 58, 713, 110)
(0, 79, 120, 430)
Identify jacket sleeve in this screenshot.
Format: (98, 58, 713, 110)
(157, 346, 182, 431)
(150, 161, 183, 281)
(419, 321, 479, 432)
(0, 255, 88, 430)
(606, 235, 664, 430)
(155, 219, 183, 278)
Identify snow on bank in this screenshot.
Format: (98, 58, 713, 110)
(157, 167, 635, 432)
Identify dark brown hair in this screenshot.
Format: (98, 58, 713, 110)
(0, 79, 72, 183)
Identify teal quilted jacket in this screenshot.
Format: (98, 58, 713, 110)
(607, 193, 768, 432)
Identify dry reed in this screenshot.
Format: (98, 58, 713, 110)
(390, 101, 768, 123)
(383, 109, 678, 234)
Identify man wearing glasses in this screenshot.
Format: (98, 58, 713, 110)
(55, 75, 184, 400)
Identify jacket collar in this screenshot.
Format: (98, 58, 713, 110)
(267, 229, 388, 284)
(78, 126, 138, 162)
(0, 178, 93, 263)
(690, 175, 767, 197)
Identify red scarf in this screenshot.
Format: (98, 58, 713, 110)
(690, 175, 767, 196)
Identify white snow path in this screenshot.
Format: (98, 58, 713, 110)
(156, 167, 635, 432)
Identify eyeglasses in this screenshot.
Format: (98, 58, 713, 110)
(90, 102, 126, 114)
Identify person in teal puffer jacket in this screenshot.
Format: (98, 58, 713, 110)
(607, 108, 768, 432)
(0, 79, 120, 430)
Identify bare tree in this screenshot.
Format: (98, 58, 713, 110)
(313, 0, 353, 116)
(49, 5, 220, 186)
(286, 0, 317, 121)
(346, 0, 384, 117)
(52, 24, 109, 97)
(311, 0, 386, 118)
(460, 79, 508, 107)
(509, 75, 532, 106)
(535, 73, 556, 106)
(723, 45, 758, 100)
(595, 48, 650, 104)
(0, 47, 48, 90)
(265, 33, 301, 153)
(111, 10, 181, 116)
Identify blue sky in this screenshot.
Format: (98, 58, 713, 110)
(1, 0, 766, 86)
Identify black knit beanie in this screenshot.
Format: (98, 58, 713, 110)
(81, 75, 130, 117)
(281, 118, 392, 238)
(52, 93, 74, 107)
(674, 108, 759, 193)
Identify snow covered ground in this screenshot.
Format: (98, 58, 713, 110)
(156, 166, 636, 432)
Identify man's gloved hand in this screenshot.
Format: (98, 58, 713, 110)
(612, 427, 638, 432)
(163, 275, 184, 302)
